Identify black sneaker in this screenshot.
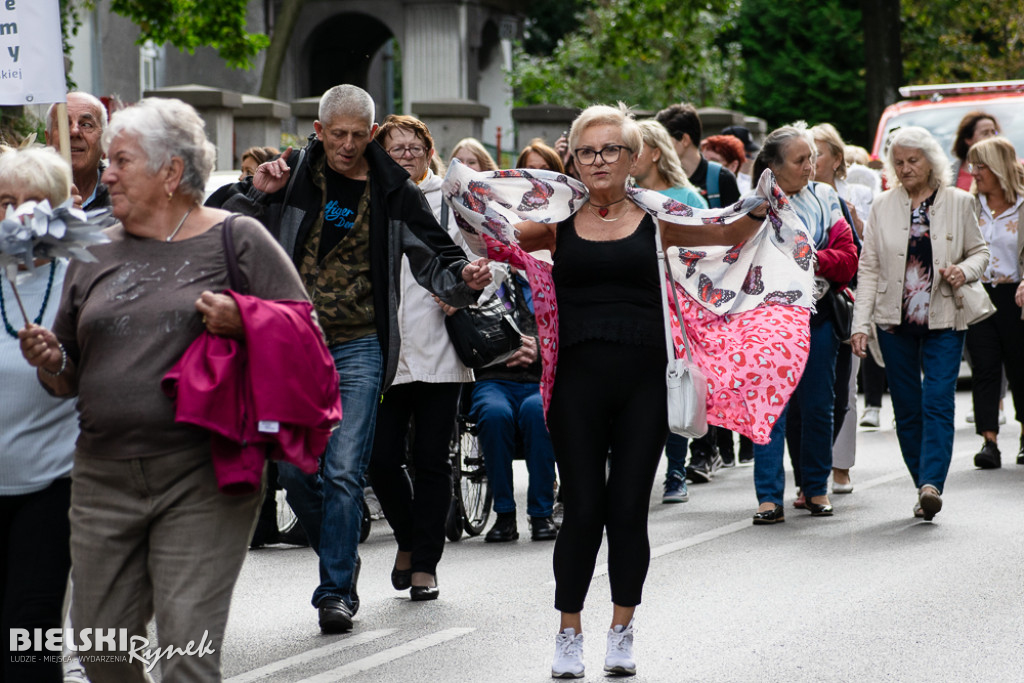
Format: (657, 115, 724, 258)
(1018, 438, 1024, 466)
(974, 439, 1001, 469)
(708, 449, 724, 475)
(686, 454, 712, 484)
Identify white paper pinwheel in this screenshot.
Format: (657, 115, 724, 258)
(1, 199, 111, 325)
(0, 199, 111, 274)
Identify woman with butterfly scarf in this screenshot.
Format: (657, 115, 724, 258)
(442, 104, 815, 679)
(749, 124, 859, 526)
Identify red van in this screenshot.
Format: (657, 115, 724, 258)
(871, 80, 1024, 163)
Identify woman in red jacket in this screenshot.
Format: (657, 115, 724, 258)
(749, 124, 859, 524)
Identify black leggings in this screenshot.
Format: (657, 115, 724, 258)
(368, 382, 459, 575)
(1, 478, 71, 683)
(547, 341, 668, 613)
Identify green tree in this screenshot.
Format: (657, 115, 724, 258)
(901, 0, 1024, 84)
(510, 0, 744, 110)
(736, 0, 867, 145)
(62, 0, 268, 71)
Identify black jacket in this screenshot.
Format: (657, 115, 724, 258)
(224, 135, 478, 389)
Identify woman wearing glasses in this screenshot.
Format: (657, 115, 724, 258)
(963, 137, 1024, 468)
(453, 104, 777, 677)
(367, 115, 475, 601)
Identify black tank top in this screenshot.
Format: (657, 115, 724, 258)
(552, 212, 663, 349)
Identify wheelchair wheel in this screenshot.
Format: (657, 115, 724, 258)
(457, 423, 492, 537)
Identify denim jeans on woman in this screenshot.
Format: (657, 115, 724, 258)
(754, 318, 839, 503)
(277, 335, 384, 610)
(875, 326, 965, 493)
(470, 380, 555, 518)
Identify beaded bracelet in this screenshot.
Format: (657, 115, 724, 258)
(39, 343, 68, 378)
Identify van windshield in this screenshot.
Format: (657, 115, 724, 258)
(879, 99, 1024, 163)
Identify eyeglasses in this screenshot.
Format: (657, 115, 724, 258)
(968, 162, 988, 174)
(387, 145, 427, 159)
(573, 145, 631, 166)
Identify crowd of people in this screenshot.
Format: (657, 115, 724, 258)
(1, 84, 1019, 682)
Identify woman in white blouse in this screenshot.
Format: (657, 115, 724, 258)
(964, 136, 1024, 469)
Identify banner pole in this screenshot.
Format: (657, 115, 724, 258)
(56, 102, 71, 166)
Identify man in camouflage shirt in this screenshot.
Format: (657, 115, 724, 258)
(229, 85, 491, 633)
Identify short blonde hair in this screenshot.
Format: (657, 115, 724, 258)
(0, 146, 72, 206)
(810, 123, 847, 180)
(967, 136, 1024, 205)
(449, 138, 497, 171)
(884, 126, 951, 190)
(568, 103, 642, 164)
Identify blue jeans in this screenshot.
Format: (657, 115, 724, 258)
(278, 335, 384, 610)
(470, 380, 555, 518)
(754, 318, 839, 503)
(876, 327, 965, 493)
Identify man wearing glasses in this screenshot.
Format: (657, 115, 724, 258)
(225, 85, 491, 634)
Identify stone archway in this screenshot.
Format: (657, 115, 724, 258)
(305, 13, 394, 102)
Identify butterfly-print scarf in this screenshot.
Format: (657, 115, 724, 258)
(442, 161, 815, 443)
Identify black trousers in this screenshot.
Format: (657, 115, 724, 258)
(861, 345, 887, 408)
(548, 341, 668, 613)
(965, 282, 1024, 435)
(1, 477, 71, 683)
(368, 382, 459, 575)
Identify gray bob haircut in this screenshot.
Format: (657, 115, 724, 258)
(0, 146, 72, 206)
(568, 103, 642, 161)
(103, 98, 216, 203)
(319, 85, 375, 127)
(885, 126, 951, 190)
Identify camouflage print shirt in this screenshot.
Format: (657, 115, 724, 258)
(298, 157, 376, 345)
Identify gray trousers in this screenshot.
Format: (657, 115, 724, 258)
(69, 445, 261, 682)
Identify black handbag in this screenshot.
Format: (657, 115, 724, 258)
(444, 282, 524, 369)
(825, 285, 854, 342)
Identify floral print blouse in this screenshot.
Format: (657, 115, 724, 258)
(897, 190, 937, 334)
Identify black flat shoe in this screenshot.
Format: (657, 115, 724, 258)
(752, 504, 785, 525)
(485, 512, 519, 542)
(318, 597, 353, 633)
(410, 577, 439, 601)
(805, 499, 834, 516)
(391, 565, 412, 590)
(530, 516, 558, 541)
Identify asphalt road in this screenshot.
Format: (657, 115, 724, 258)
(204, 390, 1024, 683)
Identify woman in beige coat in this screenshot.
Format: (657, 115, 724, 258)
(851, 126, 992, 521)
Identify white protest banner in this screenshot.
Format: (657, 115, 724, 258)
(0, 0, 66, 105)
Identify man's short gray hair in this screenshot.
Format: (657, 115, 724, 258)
(319, 85, 375, 127)
(884, 126, 951, 190)
(102, 98, 216, 203)
(45, 92, 107, 136)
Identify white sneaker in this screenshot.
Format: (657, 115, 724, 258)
(859, 407, 880, 428)
(604, 619, 636, 676)
(552, 628, 585, 679)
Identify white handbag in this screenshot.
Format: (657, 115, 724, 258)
(655, 226, 708, 438)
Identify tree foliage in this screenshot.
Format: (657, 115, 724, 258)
(62, 0, 268, 71)
(735, 0, 867, 145)
(901, 0, 1024, 84)
(510, 0, 744, 111)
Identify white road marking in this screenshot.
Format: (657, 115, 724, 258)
(293, 627, 476, 682)
(548, 459, 966, 585)
(225, 629, 395, 682)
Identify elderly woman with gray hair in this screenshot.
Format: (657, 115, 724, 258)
(18, 98, 309, 681)
(851, 126, 992, 521)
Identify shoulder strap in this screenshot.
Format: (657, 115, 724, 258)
(654, 224, 693, 364)
(706, 161, 722, 208)
(221, 213, 249, 294)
